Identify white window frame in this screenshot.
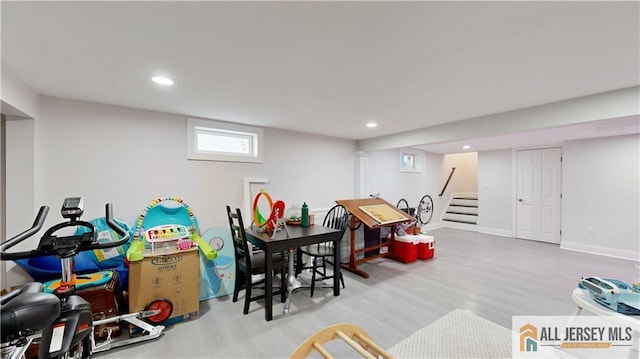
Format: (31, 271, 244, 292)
(187, 118, 264, 163)
(399, 150, 422, 173)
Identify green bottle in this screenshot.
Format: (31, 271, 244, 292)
(301, 202, 309, 227)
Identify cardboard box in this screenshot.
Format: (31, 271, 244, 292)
(128, 247, 199, 333)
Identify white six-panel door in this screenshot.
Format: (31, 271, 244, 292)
(516, 148, 562, 244)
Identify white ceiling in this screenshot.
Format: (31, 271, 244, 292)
(414, 115, 640, 154)
(2, 1, 639, 152)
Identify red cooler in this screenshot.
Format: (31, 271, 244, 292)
(415, 234, 435, 260)
(391, 235, 418, 263)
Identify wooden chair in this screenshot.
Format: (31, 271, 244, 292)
(226, 206, 287, 314)
(290, 323, 394, 359)
(299, 204, 349, 296)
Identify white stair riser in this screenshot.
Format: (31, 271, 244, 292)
(446, 206, 478, 215)
(443, 213, 478, 224)
(450, 198, 478, 207)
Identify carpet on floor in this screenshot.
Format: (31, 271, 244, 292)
(388, 308, 575, 358)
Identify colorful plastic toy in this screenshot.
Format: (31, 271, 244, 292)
(252, 190, 274, 231)
(127, 196, 216, 261)
(251, 190, 288, 238)
(128, 196, 221, 302)
(579, 276, 640, 315)
(199, 227, 236, 299)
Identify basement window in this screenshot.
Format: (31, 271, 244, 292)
(187, 118, 263, 163)
(400, 151, 422, 173)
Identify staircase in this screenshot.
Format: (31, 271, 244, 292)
(442, 193, 478, 231)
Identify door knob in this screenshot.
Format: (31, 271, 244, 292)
(518, 198, 524, 202)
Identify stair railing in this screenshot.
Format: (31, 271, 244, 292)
(439, 167, 456, 197)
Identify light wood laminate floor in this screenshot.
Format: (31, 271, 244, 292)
(96, 228, 639, 358)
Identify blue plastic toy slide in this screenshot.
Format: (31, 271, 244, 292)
(199, 227, 235, 299)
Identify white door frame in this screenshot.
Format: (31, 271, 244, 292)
(514, 147, 562, 244)
(356, 152, 368, 199)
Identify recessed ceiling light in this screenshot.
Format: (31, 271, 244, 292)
(366, 123, 378, 128)
(462, 145, 471, 150)
(152, 76, 174, 86)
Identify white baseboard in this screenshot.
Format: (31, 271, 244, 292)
(561, 241, 640, 262)
(441, 221, 478, 232)
(477, 226, 513, 238)
(421, 222, 443, 232)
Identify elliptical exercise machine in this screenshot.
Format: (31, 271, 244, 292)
(1, 198, 169, 359)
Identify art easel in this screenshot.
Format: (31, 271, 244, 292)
(336, 198, 414, 278)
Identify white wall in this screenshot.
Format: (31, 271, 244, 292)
(4, 118, 37, 288)
(366, 148, 444, 227)
(5, 119, 35, 236)
(1, 65, 43, 290)
(454, 138, 639, 261)
(477, 149, 513, 236)
(368, 149, 426, 202)
(32, 97, 356, 232)
(561, 134, 640, 261)
(1, 65, 41, 121)
(441, 152, 478, 195)
(361, 150, 478, 227)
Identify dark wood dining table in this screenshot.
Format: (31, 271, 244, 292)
(244, 224, 341, 321)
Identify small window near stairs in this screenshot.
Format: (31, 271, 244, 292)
(400, 151, 422, 173)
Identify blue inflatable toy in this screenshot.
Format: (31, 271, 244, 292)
(73, 216, 132, 289)
(14, 252, 100, 282)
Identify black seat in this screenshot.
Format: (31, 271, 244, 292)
(1, 282, 61, 341)
(299, 204, 349, 296)
(226, 206, 287, 314)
